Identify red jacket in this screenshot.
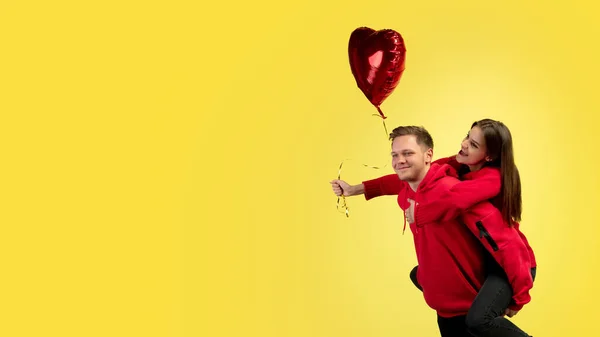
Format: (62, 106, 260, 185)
(416, 156, 537, 268)
(362, 163, 533, 317)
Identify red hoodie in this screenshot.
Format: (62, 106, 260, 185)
(362, 163, 533, 317)
(416, 156, 537, 269)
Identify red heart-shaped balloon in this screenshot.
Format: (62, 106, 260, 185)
(348, 27, 406, 119)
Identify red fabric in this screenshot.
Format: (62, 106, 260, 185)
(415, 156, 537, 269)
(362, 163, 533, 316)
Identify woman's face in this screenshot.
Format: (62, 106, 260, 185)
(456, 126, 490, 169)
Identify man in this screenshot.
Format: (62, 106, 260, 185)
(330, 126, 533, 336)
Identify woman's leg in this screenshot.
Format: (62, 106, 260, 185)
(410, 265, 423, 291)
(437, 315, 470, 337)
(438, 315, 472, 337)
(465, 272, 532, 337)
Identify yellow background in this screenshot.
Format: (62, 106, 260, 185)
(1, 1, 598, 336)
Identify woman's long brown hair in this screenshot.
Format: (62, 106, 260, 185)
(474, 119, 522, 224)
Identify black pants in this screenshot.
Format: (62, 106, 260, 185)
(411, 265, 537, 337)
(437, 314, 470, 337)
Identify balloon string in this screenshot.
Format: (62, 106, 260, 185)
(372, 114, 389, 138)
(336, 106, 389, 217)
(336, 159, 388, 217)
(374, 105, 389, 137)
(337, 160, 349, 217)
(376, 106, 387, 119)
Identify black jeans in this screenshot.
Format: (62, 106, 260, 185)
(437, 314, 470, 337)
(411, 264, 537, 337)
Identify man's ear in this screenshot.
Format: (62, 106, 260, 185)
(425, 148, 433, 164)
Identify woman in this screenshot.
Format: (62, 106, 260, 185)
(407, 119, 537, 337)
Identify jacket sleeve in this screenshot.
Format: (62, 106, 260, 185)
(362, 174, 405, 200)
(460, 203, 533, 311)
(433, 155, 462, 171)
(514, 222, 538, 268)
(414, 168, 501, 225)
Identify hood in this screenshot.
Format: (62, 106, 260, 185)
(417, 163, 459, 194)
(400, 163, 458, 235)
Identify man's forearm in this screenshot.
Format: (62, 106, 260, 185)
(349, 183, 365, 196)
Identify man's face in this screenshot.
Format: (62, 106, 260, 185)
(391, 135, 432, 182)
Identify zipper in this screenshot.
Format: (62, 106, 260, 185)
(476, 221, 499, 251)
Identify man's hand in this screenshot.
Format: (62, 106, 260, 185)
(504, 308, 519, 318)
(406, 198, 416, 224)
(331, 180, 352, 197)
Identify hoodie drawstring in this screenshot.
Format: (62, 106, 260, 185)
(402, 210, 407, 235)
